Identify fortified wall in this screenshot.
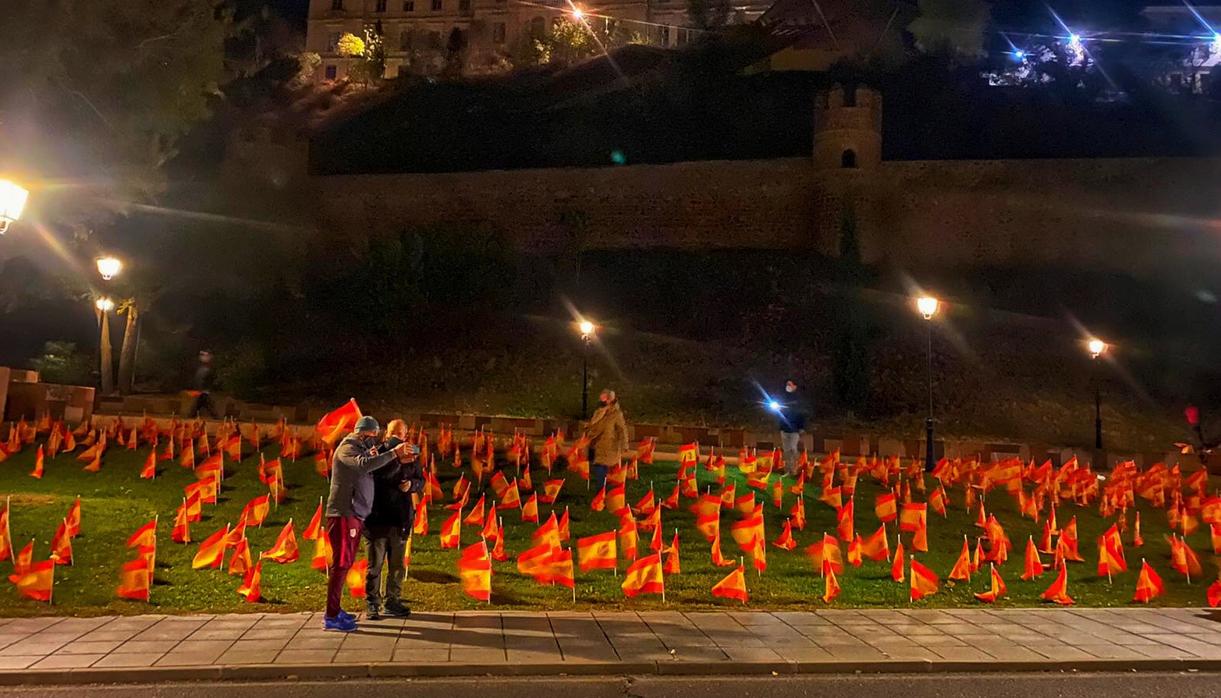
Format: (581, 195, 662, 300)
(305, 85, 1221, 277)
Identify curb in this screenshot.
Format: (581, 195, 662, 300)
(1, 657, 1219, 686)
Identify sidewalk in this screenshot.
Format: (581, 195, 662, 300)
(0, 607, 1218, 684)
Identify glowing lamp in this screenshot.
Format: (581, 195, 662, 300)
(1213, 33, 1221, 53)
(0, 179, 29, 235)
(95, 297, 115, 312)
(1013, 49, 1025, 60)
(570, 7, 584, 19)
(916, 296, 939, 320)
(1087, 338, 1107, 359)
(578, 319, 596, 339)
(768, 400, 782, 413)
(96, 256, 123, 281)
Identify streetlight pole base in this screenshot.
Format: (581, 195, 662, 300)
(924, 416, 936, 473)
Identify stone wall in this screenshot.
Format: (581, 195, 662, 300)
(309, 154, 1221, 277)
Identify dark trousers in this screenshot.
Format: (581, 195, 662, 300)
(325, 516, 363, 618)
(190, 392, 218, 419)
(591, 463, 609, 492)
(365, 529, 407, 607)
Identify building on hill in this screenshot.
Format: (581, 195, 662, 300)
(305, 0, 773, 78)
(1139, 4, 1221, 93)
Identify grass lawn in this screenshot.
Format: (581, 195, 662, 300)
(0, 435, 1215, 617)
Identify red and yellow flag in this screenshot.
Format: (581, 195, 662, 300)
(311, 534, 332, 572)
(11, 559, 53, 602)
(116, 558, 151, 602)
(30, 445, 44, 479)
(974, 564, 1007, 603)
(237, 560, 263, 602)
(821, 559, 841, 603)
(520, 494, 539, 523)
(578, 531, 617, 572)
(711, 563, 748, 604)
(621, 552, 664, 598)
(1041, 562, 1074, 605)
(874, 492, 898, 523)
(458, 541, 492, 602)
(238, 495, 271, 528)
(1133, 559, 1165, 603)
(836, 499, 854, 542)
(1020, 536, 1043, 581)
(948, 536, 972, 581)
(127, 519, 157, 549)
(49, 519, 72, 566)
(439, 511, 462, 549)
(229, 537, 253, 577)
(303, 499, 324, 541)
(345, 559, 368, 598)
(192, 525, 230, 570)
(909, 557, 939, 601)
(316, 398, 362, 448)
(260, 521, 299, 563)
(63, 498, 82, 539)
(860, 524, 889, 562)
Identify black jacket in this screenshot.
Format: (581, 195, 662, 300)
(777, 390, 810, 433)
(364, 456, 425, 536)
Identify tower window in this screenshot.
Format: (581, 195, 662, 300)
(841, 149, 857, 168)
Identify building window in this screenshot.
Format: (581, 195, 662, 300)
(660, 25, 670, 46)
(403, 0, 414, 9)
(530, 16, 545, 37)
(431, 0, 442, 10)
(841, 149, 857, 168)
(459, 0, 470, 11)
(375, 0, 387, 11)
(327, 32, 341, 51)
(400, 29, 414, 50)
(331, 0, 344, 9)
(492, 22, 506, 43)
(324, 64, 338, 80)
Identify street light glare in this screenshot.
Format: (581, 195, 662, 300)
(96, 256, 123, 281)
(1087, 338, 1107, 358)
(916, 296, 939, 320)
(578, 320, 595, 336)
(570, 7, 584, 20)
(0, 179, 29, 234)
(95, 297, 115, 312)
(768, 400, 782, 412)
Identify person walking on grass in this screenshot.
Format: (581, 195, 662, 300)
(586, 388, 628, 490)
(364, 419, 425, 620)
(324, 415, 416, 632)
(777, 379, 809, 477)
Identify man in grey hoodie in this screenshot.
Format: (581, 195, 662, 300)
(323, 415, 416, 632)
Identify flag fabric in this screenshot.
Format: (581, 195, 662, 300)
(619, 515, 638, 561)
(127, 519, 157, 549)
(464, 496, 486, 527)
(1041, 562, 1075, 605)
(458, 542, 492, 602)
(440, 511, 462, 549)
(772, 519, 797, 551)
(875, 492, 898, 522)
(836, 499, 854, 542)
(974, 564, 1007, 603)
(238, 495, 271, 528)
(711, 564, 748, 604)
(303, 499, 324, 541)
(140, 450, 157, 479)
(316, 398, 362, 448)
(948, 537, 972, 581)
(260, 521, 299, 563)
(860, 524, 889, 562)
(12, 560, 54, 603)
(49, 520, 72, 566)
(821, 559, 841, 603)
(891, 539, 905, 582)
(116, 558, 151, 602)
(192, 525, 230, 570)
(1133, 559, 1165, 603)
(346, 559, 368, 599)
(12, 540, 33, 576)
(30, 445, 44, 479)
(577, 531, 617, 573)
(311, 535, 332, 572)
(910, 557, 939, 601)
(1208, 577, 1221, 608)
(621, 553, 664, 598)
(237, 560, 263, 602)
(229, 538, 253, 577)
(711, 530, 735, 567)
(64, 498, 82, 538)
(0, 504, 12, 563)
(663, 532, 681, 575)
(520, 494, 539, 523)
(804, 533, 843, 575)
(1021, 536, 1043, 581)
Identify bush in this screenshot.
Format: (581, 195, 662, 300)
(29, 341, 93, 386)
(215, 341, 268, 400)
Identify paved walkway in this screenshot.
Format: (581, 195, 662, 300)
(0, 607, 1218, 684)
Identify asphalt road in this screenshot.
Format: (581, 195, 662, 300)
(0, 672, 1217, 698)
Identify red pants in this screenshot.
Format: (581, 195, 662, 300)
(325, 515, 363, 618)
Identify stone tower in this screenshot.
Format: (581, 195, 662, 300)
(813, 84, 882, 170)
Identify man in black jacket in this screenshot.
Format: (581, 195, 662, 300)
(364, 428, 425, 620)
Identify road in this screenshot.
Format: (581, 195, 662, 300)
(0, 672, 1217, 698)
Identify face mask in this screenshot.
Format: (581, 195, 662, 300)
(786, 385, 796, 393)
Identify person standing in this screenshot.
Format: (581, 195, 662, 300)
(364, 419, 424, 620)
(586, 388, 628, 490)
(188, 351, 218, 419)
(324, 416, 415, 632)
(777, 379, 809, 477)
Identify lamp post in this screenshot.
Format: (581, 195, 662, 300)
(1087, 337, 1107, 451)
(0, 179, 29, 235)
(95, 297, 116, 395)
(578, 319, 596, 419)
(916, 296, 940, 472)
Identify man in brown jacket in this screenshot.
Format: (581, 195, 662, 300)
(586, 388, 628, 490)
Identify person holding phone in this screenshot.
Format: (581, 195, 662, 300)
(363, 419, 424, 620)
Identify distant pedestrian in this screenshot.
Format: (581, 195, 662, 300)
(586, 388, 628, 490)
(777, 380, 810, 476)
(188, 351, 219, 419)
(364, 419, 424, 620)
(323, 416, 416, 632)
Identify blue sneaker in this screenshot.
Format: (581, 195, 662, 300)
(337, 609, 356, 623)
(323, 615, 357, 632)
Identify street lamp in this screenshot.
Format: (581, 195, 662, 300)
(95, 297, 115, 312)
(1087, 337, 1108, 450)
(96, 256, 123, 281)
(0, 179, 29, 235)
(916, 296, 939, 472)
(577, 319, 597, 419)
(95, 297, 115, 394)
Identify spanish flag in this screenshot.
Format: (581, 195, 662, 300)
(439, 511, 462, 549)
(974, 564, 1007, 603)
(316, 398, 362, 448)
(116, 557, 151, 602)
(690, 494, 721, 519)
(577, 531, 617, 572)
(237, 560, 263, 603)
(621, 552, 664, 598)
(1133, 559, 1164, 603)
(533, 513, 561, 549)
(520, 494, 539, 523)
(311, 534, 332, 572)
(498, 480, 521, 510)
(836, 499, 854, 542)
(541, 479, 565, 504)
(618, 514, 638, 561)
(0, 503, 12, 563)
(909, 557, 939, 601)
(260, 520, 299, 564)
(345, 559, 368, 598)
(948, 536, 972, 581)
(1041, 561, 1074, 605)
(607, 486, 627, 517)
(1021, 535, 1043, 581)
(12, 559, 54, 603)
(874, 492, 897, 523)
(238, 495, 271, 528)
(30, 445, 44, 479)
(303, 499, 324, 541)
(711, 530, 735, 567)
(860, 523, 889, 562)
(821, 559, 841, 603)
(711, 563, 748, 604)
(458, 541, 492, 602)
(772, 519, 797, 551)
(464, 496, 486, 527)
(140, 450, 157, 480)
(192, 524, 230, 570)
(229, 537, 252, 577)
(694, 513, 720, 542)
(127, 519, 157, 549)
(590, 485, 607, 512)
(891, 539, 906, 582)
(413, 498, 429, 536)
(729, 508, 764, 554)
(64, 497, 82, 539)
(49, 520, 72, 566)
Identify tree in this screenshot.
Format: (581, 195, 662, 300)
(907, 0, 990, 61)
(336, 32, 367, 58)
(686, 0, 731, 30)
